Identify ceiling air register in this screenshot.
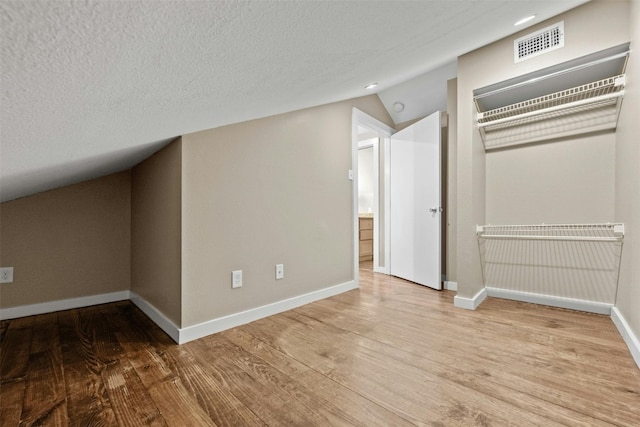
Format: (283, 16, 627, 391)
(514, 22, 564, 63)
(474, 43, 629, 150)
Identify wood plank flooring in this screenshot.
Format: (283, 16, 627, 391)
(1, 262, 639, 426)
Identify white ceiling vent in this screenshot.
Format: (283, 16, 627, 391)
(514, 22, 564, 63)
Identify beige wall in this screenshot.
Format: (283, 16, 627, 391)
(395, 117, 423, 131)
(131, 138, 182, 326)
(0, 95, 391, 330)
(180, 95, 392, 327)
(614, 0, 640, 345)
(486, 132, 616, 224)
(0, 171, 131, 308)
(456, 0, 630, 299)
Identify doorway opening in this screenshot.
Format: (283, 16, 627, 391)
(352, 108, 447, 291)
(357, 140, 376, 271)
(352, 109, 393, 281)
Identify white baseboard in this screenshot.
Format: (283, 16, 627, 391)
(3, 282, 639, 371)
(373, 266, 389, 274)
(444, 281, 458, 291)
(454, 287, 487, 310)
(611, 307, 640, 371)
(485, 287, 613, 315)
(129, 291, 181, 343)
(1, 281, 357, 345)
(0, 290, 131, 321)
(178, 280, 358, 344)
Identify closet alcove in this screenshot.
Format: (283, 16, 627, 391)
(473, 43, 629, 314)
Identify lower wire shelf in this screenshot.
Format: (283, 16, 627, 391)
(475, 223, 625, 312)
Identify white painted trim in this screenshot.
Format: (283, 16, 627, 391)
(1, 282, 358, 346)
(611, 307, 640, 371)
(453, 287, 487, 310)
(352, 109, 361, 287)
(178, 280, 357, 344)
(0, 290, 131, 321)
(352, 108, 395, 139)
(382, 136, 391, 276)
(352, 108, 394, 280)
(129, 291, 181, 343)
(373, 265, 389, 274)
(485, 287, 613, 315)
(372, 138, 380, 272)
(444, 281, 458, 291)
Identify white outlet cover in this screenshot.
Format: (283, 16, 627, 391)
(232, 270, 243, 288)
(275, 264, 284, 280)
(1, 267, 14, 283)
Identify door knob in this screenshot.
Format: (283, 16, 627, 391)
(429, 207, 443, 217)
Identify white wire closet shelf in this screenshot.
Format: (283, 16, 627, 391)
(476, 223, 625, 242)
(475, 223, 625, 311)
(477, 75, 625, 129)
(473, 44, 629, 150)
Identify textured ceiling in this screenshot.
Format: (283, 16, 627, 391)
(0, 0, 588, 202)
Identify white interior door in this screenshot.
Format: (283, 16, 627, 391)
(389, 111, 441, 289)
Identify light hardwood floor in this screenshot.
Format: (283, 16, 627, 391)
(1, 262, 639, 426)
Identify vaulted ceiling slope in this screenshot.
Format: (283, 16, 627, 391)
(0, 0, 588, 202)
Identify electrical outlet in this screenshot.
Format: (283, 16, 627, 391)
(1, 267, 14, 283)
(275, 264, 284, 280)
(232, 270, 243, 288)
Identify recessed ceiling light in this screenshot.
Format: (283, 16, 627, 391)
(364, 83, 378, 90)
(515, 15, 536, 26)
